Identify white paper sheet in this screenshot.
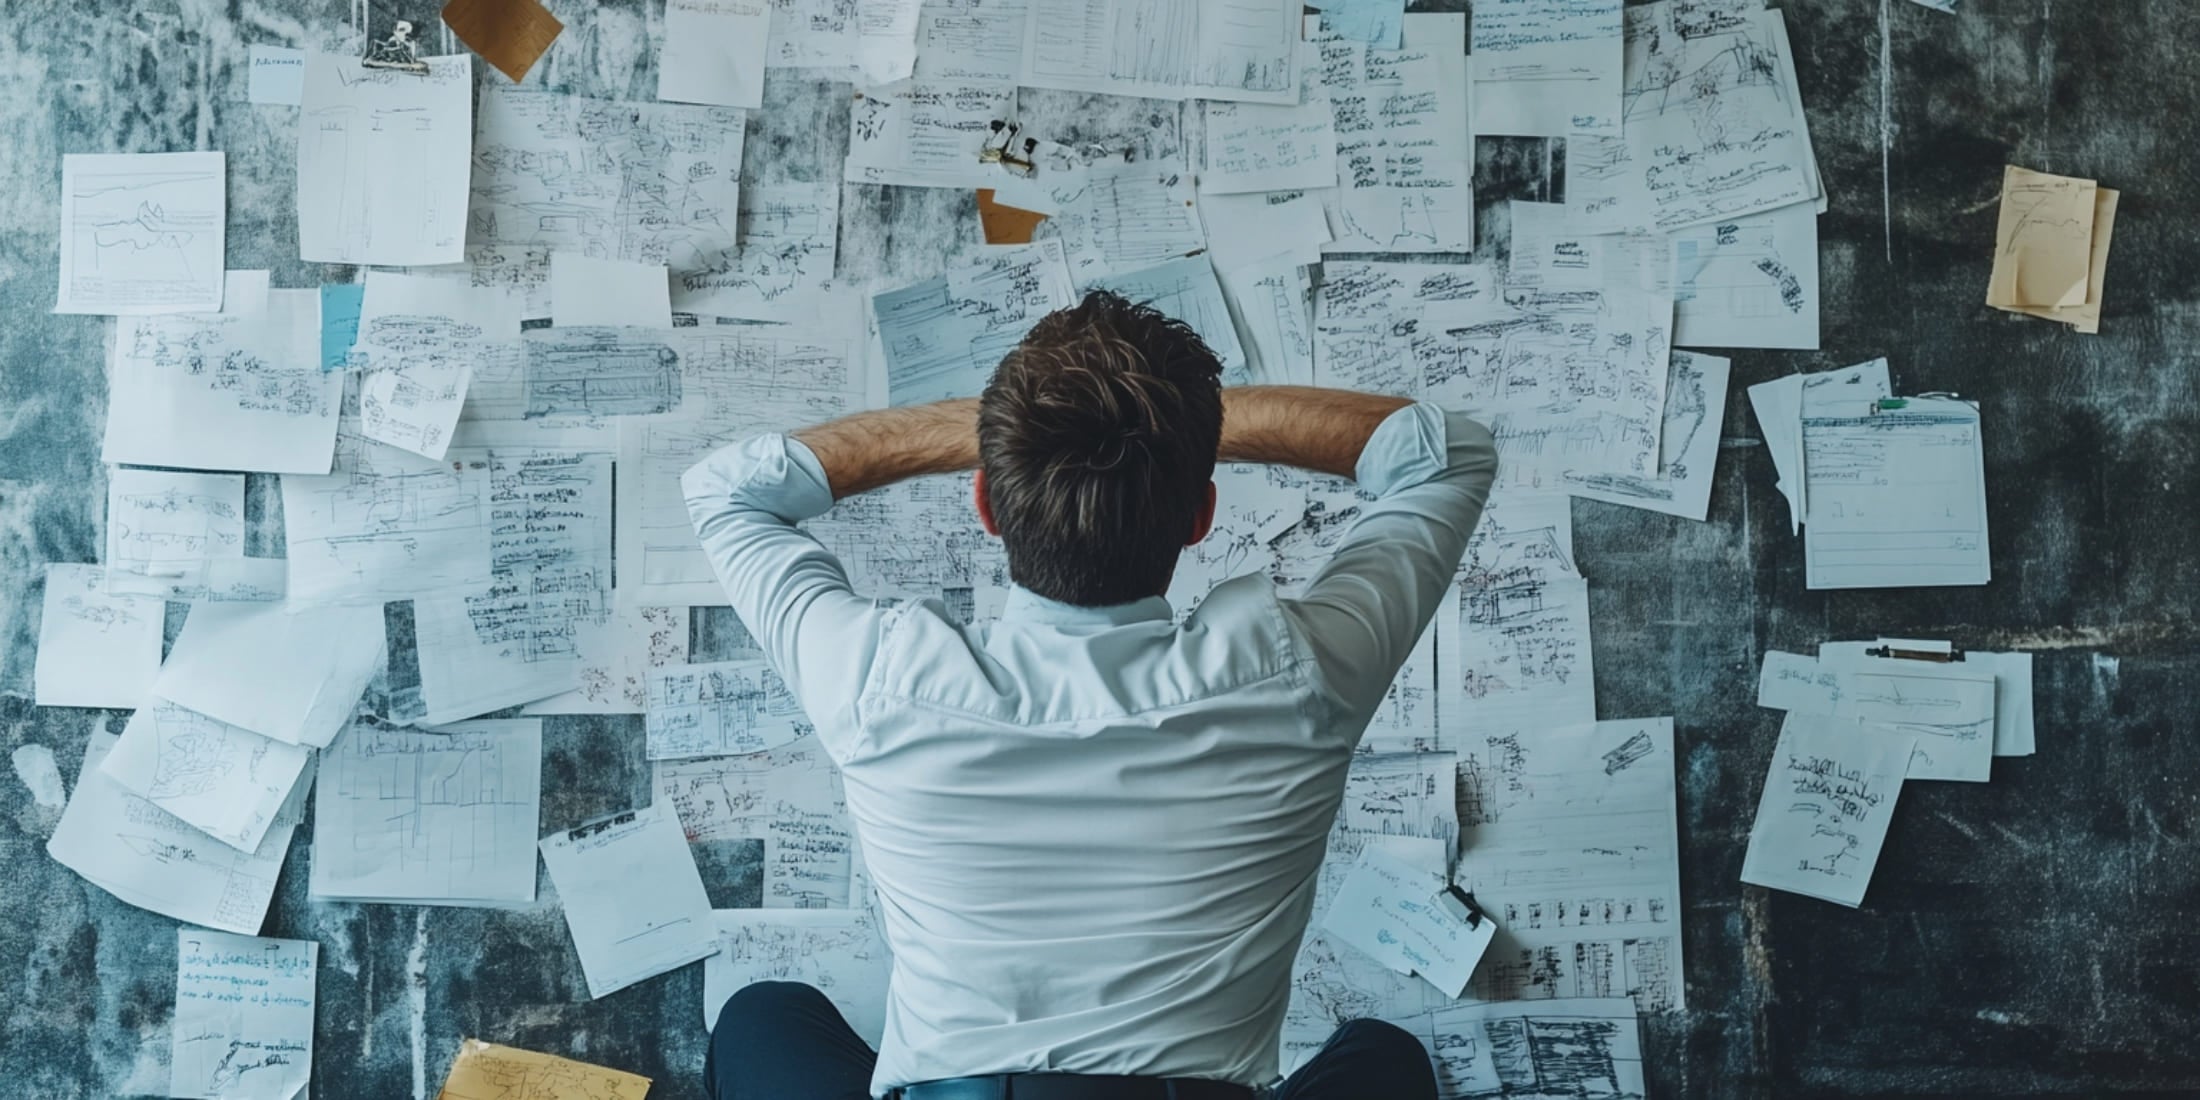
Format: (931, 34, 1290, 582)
(48, 733, 296, 935)
(456, 327, 684, 428)
(1216, 253, 1316, 387)
(1315, 16, 1475, 254)
(1747, 358, 1893, 535)
(34, 563, 165, 709)
(1757, 649, 1844, 713)
(1975, 650, 2037, 757)
(170, 930, 316, 1100)
(1455, 718, 1686, 1013)
(1161, 462, 1305, 617)
(471, 88, 747, 278)
(247, 45, 306, 105)
(1804, 397, 1990, 590)
(409, 449, 611, 724)
(914, 0, 1029, 82)
(104, 469, 285, 603)
(1394, 998, 1646, 1099)
(765, 0, 862, 69)
(661, 0, 772, 109)
(845, 80, 1017, 188)
(1200, 41, 1336, 194)
(1317, 0, 1405, 48)
(355, 274, 521, 460)
(874, 239, 1075, 405)
(1322, 846, 1495, 998)
(1035, 161, 1208, 282)
(856, 0, 925, 83)
(540, 804, 720, 998)
(1741, 712, 1914, 908)
(656, 735, 855, 907)
(550, 253, 675, 329)
(1472, 0, 1624, 137)
(674, 184, 842, 321)
(310, 719, 543, 906)
(526, 605, 691, 715)
(1083, 255, 1247, 378)
(1021, 0, 1301, 104)
(1818, 648, 1997, 782)
(1436, 491, 1596, 739)
(151, 601, 382, 749)
(616, 329, 865, 605)
(702, 909, 894, 1042)
(1336, 752, 1459, 858)
(297, 53, 471, 265)
(104, 290, 342, 475)
(281, 437, 495, 606)
(645, 659, 815, 760)
(104, 701, 313, 854)
(1615, 5, 1818, 231)
(1565, 351, 1731, 521)
(56, 152, 226, 314)
(1672, 203, 1821, 350)
(1199, 190, 1332, 271)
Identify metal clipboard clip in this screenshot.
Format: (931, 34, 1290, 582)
(1434, 885, 1487, 928)
(1864, 641, 1968, 663)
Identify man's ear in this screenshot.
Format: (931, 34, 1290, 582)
(1187, 480, 1217, 546)
(973, 468, 1000, 536)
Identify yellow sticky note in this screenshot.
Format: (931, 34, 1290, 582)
(1987, 165, 2098, 309)
(437, 1039, 651, 1099)
(1999, 186, 2118, 335)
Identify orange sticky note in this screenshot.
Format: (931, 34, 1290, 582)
(977, 189, 1048, 245)
(442, 0, 565, 83)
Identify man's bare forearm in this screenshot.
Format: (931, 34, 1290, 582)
(791, 399, 980, 500)
(1220, 386, 1412, 479)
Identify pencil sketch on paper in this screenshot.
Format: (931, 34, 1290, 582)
(676, 184, 841, 319)
(471, 88, 746, 276)
(1439, 493, 1595, 738)
(56, 152, 226, 314)
(1021, 0, 1301, 104)
(521, 328, 683, 419)
(280, 435, 495, 606)
(310, 720, 543, 905)
(704, 910, 894, 1043)
(646, 659, 815, 760)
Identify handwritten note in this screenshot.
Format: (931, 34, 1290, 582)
(280, 437, 495, 606)
(55, 152, 226, 314)
(355, 273, 521, 461)
(436, 1040, 651, 1100)
(1315, 16, 1476, 253)
(1742, 713, 1913, 907)
(645, 659, 814, 760)
(1563, 351, 1730, 521)
(540, 805, 720, 999)
(1472, 0, 1624, 136)
(171, 930, 316, 1100)
(873, 239, 1075, 405)
(34, 563, 163, 709)
(1320, 846, 1496, 997)
(1987, 166, 2097, 309)
(673, 184, 841, 321)
(844, 80, 1017, 189)
(297, 53, 472, 265)
(1200, 42, 1336, 194)
(1021, 0, 1301, 104)
(703, 909, 894, 1043)
(246, 45, 305, 105)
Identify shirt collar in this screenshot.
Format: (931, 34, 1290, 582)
(1000, 585, 1174, 628)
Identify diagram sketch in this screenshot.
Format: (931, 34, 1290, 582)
(1035, 162, 1207, 282)
(1455, 719, 1685, 1014)
(1397, 997, 1648, 1099)
(104, 469, 283, 603)
(656, 734, 854, 907)
(844, 80, 1017, 189)
(646, 659, 815, 760)
(520, 328, 683, 419)
(1671, 204, 1820, 349)
(803, 472, 991, 602)
(47, 733, 295, 935)
(1282, 928, 1442, 1073)
(297, 54, 473, 265)
(471, 87, 746, 278)
(1216, 253, 1315, 386)
(1615, 3, 1817, 231)
(526, 605, 692, 715)
(1564, 351, 1732, 521)
(103, 701, 313, 855)
(874, 239, 1075, 406)
(281, 434, 495, 606)
(1021, 0, 1301, 104)
(1165, 463, 1304, 618)
(704, 909, 895, 1044)
(1335, 752, 1458, 857)
(354, 274, 523, 460)
(617, 328, 863, 606)
(309, 719, 543, 906)
(675, 184, 841, 320)
(1315, 16, 1476, 254)
(104, 290, 343, 475)
(55, 151, 226, 314)
(1439, 491, 1596, 738)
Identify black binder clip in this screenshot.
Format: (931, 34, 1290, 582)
(1435, 885, 1487, 928)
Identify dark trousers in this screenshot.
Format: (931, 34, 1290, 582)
(705, 981, 1440, 1100)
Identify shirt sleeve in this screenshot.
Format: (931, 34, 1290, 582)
(681, 434, 886, 757)
(1279, 404, 1498, 734)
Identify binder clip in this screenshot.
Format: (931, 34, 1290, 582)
(999, 137, 1039, 179)
(1435, 885, 1487, 928)
(979, 120, 1020, 165)
(1865, 643, 1968, 663)
(362, 18, 432, 74)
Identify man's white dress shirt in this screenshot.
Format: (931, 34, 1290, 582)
(683, 403, 1496, 1096)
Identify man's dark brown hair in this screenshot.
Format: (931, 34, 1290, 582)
(979, 290, 1224, 608)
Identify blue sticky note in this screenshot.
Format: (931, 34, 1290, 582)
(320, 284, 365, 371)
(1321, 0, 1406, 48)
